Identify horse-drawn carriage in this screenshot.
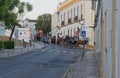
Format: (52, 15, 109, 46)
(57, 36, 89, 48)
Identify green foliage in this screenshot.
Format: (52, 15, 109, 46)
(0, 41, 14, 49)
(26, 2, 33, 11)
(4, 41, 14, 49)
(0, 0, 20, 20)
(0, 41, 3, 50)
(4, 13, 19, 30)
(0, 0, 33, 41)
(36, 14, 51, 34)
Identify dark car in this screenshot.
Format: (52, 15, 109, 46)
(42, 37, 49, 43)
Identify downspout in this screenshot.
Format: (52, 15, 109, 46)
(112, 0, 117, 78)
(93, 0, 101, 77)
(94, 0, 101, 29)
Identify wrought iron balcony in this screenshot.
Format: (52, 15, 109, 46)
(74, 16, 78, 22)
(68, 18, 72, 24)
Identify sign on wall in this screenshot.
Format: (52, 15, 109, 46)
(0, 22, 5, 36)
(14, 29, 19, 38)
(81, 30, 86, 37)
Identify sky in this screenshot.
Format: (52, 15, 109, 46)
(20, 0, 65, 20)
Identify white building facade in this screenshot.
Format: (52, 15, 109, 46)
(94, 0, 120, 78)
(52, 0, 95, 49)
(21, 19, 37, 40)
(5, 28, 30, 42)
(4, 19, 37, 42)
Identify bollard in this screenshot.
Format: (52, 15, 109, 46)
(21, 46, 22, 53)
(8, 51, 10, 56)
(27, 45, 29, 52)
(12, 49, 14, 55)
(81, 44, 85, 61)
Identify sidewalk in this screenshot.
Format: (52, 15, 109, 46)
(62, 50, 99, 78)
(0, 42, 45, 58)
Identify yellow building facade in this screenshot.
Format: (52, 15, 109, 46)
(52, 0, 95, 49)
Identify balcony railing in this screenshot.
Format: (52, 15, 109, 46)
(68, 18, 72, 24)
(61, 21, 65, 26)
(74, 16, 78, 22)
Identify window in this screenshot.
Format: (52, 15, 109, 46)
(20, 32, 22, 35)
(64, 30, 65, 36)
(68, 10, 69, 19)
(64, 13, 65, 21)
(74, 7, 75, 17)
(81, 4, 83, 19)
(71, 9, 72, 18)
(77, 6, 79, 17)
(61, 14, 62, 21)
(68, 30, 69, 36)
(61, 13, 65, 26)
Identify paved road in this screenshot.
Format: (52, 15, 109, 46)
(0, 44, 83, 78)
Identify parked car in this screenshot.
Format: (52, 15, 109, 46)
(42, 37, 49, 43)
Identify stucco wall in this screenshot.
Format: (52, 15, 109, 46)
(102, 0, 112, 78)
(95, 0, 113, 78)
(116, 0, 120, 77)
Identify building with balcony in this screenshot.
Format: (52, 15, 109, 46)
(52, 0, 95, 49)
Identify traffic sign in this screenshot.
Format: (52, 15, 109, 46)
(81, 31, 86, 37)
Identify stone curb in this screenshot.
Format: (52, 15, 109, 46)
(61, 50, 82, 78)
(0, 45, 45, 59)
(61, 64, 74, 78)
(61, 50, 99, 78)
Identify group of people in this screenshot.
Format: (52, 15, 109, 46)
(51, 35, 89, 48)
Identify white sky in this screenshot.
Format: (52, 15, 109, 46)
(20, 0, 65, 20)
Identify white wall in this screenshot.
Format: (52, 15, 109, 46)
(52, 12, 58, 29)
(51, 12, 60, 38)
(116, 0, 120, 77)
(5, 28, 30, 42)
(95, 0, 114, 78)
(102, 0, 112, 78)
(23, 20, 36, 29)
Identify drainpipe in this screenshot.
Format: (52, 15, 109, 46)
(94, 0, 101, 29)
(112, 0, 117, 78)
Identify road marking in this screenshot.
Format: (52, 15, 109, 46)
(0, 64, 32, 78)
(41, 50, 45, 52)
(63, 51, 67, 53)
(70, 52, 74, 54)
(56, 51, 60, 52)
(49, 50, 53, 52)
(61, 64, 74, 78)
(0, 69, 19, 78)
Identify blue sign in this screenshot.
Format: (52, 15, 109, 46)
(14, 29, 19, 38)
(81, 31, 86, 37)
(0, 26, 5, 36)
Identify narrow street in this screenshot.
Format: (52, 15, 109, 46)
(0, 44, 82, 78)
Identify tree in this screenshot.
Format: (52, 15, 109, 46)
(35, 14, 51, 34)
(0, 0, 33, 41)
